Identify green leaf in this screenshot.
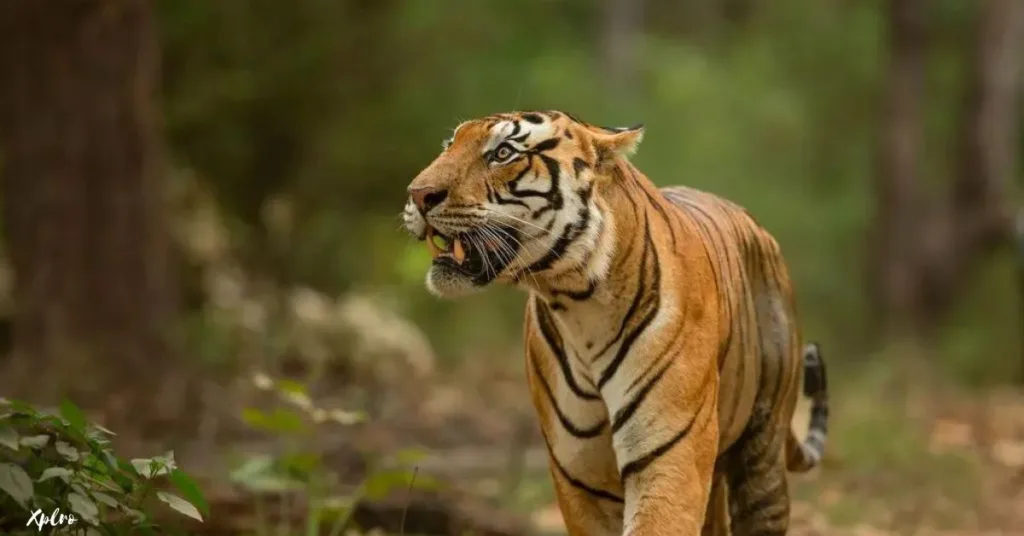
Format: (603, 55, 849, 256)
(229, 456, 303, 492)
(228, 455, 273, 482)
(68, 491, 100, 524)
(38, 467, 73, 483)
(169, 468, 209, 517)
(90, 491, 119, 508)
(101, 451, 120, 472)
(92, 423, 116, 436)
(157, 491, 204, 522)
(131, 453, 174, 478)
(0, 462, 33, 506)
(59, 399, 88, 432)
(394, 447, 428, 465)
(55, 441, 81, 462)
(130, 457, 153, 476)
(363, 468, 419, 501)
(275, 378, 307, 396)
(71, 481, 90, 496)
(280, 452, 320, 477)
(155, 450, 177, 468)
(0, 426, 19, 451)
(123, 506, 146, 522)
(241, 407, 307, 435)
(6, 399, 37, 415)
(19, 434, 50, 449)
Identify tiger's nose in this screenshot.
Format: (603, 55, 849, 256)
(408, 186, 448, 214)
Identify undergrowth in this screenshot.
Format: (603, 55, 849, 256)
(0, 397, 207, 535)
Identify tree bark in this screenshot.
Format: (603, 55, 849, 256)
(601, 0, 644, 100)
(0, 0, 181, 433)
(873, 0, 929, 335)
(872, 0, 1024, 337)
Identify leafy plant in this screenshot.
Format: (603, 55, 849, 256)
(0, 397, 207, 535)
(231, 372, 436, 535)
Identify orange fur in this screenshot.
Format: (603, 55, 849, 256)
(403, 111, 830, 535)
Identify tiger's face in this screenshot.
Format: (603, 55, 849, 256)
(402, 111, 644, 298)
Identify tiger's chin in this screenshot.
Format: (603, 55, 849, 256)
(425, 263, 488, 299)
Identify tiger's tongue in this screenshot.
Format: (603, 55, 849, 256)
(425, 227, 466, 265)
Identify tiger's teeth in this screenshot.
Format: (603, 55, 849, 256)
(452, 238, 466, 265)
(425, 227, 440, 259)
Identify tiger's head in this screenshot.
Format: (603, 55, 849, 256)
(403, 111, 645, 298)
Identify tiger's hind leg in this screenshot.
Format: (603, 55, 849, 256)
(722, 406, 790, 536)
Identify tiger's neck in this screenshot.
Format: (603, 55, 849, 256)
(527, 160, 674, 347)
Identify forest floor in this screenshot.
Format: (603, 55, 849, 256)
(378, 356, 1024, 536)
(172, 349, 1024, 536)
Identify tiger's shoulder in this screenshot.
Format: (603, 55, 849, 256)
(658, 184, 782, 257)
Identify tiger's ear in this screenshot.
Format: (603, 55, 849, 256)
(592, 124, 645, 167)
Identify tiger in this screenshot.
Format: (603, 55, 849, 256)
(401, 110, 829, 535)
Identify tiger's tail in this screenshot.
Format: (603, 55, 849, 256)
(786, 341, 829, 472)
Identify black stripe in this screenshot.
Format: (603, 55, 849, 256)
(589, 197, 647, 359)
(542, 433, 624, 503)
(550, 279, 597, 302)
(522, 113, 544, 124)
(620, 391, 710, 481)
(529, 354, 606, 438)
(508, 155, 563, 210)
(598, 218, 661, 389)
(531, 137, 561, 153)
(630, 168, 677, 247)
(809, 402, 829, 433)
(572, 157, 589, 176)
(564, 111, 585, 124)
(803, 343, 827, 396)
(492, 193, 530, 208)
(610, 355, 674, 434)
(733, 479, 788, 522)
(519, 182, 591, 276)
(535, 300, 601, 400)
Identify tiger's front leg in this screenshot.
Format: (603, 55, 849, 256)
(607, 356, 720, 536)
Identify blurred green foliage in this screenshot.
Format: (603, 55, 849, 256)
(0, 398, 207, 534)
(156, 0, 1020, 380)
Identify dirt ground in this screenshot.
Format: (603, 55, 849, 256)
(175, 350, 1024, 536)
(389, 358, 1024, 536)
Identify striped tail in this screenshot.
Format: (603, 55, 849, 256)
(787, 342, 829, 472)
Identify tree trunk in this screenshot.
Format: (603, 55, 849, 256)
(872, 0, 1024, 337)
(1016, 209, 1024, 383)
(0, 0, 182, 435)
(601, 0, 644, 100)
(872, 0, 928, 336)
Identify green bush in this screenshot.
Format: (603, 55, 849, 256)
(0, 398, 207, 535)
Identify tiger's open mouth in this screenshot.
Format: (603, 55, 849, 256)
(423, 225, 518, 285)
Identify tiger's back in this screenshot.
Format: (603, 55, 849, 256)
(662, 185, 802, 454)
